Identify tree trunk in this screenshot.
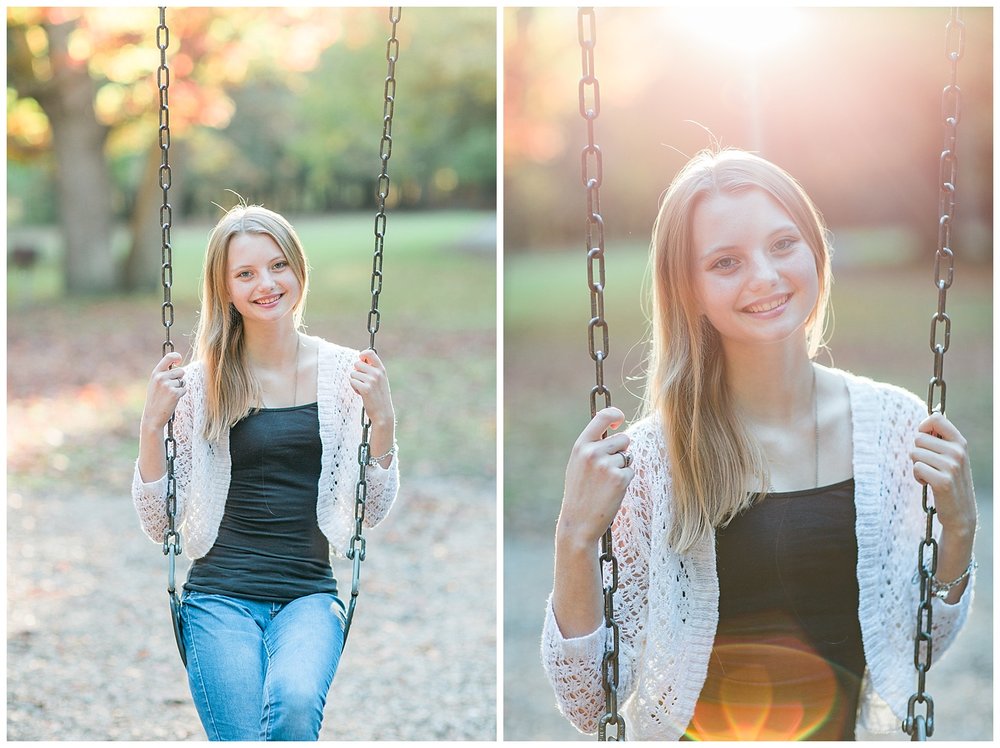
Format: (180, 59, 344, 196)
(122, 141, 166, 292)
(36, 19, 117, 295)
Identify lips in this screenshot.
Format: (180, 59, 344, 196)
(252, 293, 283, 305)
(742, 293, 791, 314)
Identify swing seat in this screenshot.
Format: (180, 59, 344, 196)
(170, 589, 187, 667)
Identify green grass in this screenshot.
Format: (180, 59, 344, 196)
(504, 243, 993, 535)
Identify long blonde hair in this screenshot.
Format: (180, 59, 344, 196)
(194, 204, 310, 441)
(644, 149, 832, 553)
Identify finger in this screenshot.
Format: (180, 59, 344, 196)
(910, 446, 956, 475)
(918, 413, 964, 444)
(353, 360, 380, 377)
(155, 351, 183, 373)
(579, 407, 626, 443)
(358, 349, 383, 368)
(912, 460, 945, 488)
(350, 370, 376, 387)
(599, 432, 631, 455)
(914, 433, 966, 465)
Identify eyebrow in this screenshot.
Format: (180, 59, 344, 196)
(699, 224, 801, 259)
(230, 255, 287, 271)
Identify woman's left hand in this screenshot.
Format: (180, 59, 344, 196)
(910, 412, 977, 536)
(350, 349, 395, 427)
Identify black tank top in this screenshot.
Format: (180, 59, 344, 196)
(184, 402, 338, 603)
(685, 478, 865, 741)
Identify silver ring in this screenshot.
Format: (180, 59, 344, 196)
(621, 452, 632, 469)
(177, 379, 185, 389)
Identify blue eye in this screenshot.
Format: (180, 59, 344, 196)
(712, 256, 738, 271)
(774, 237, 796, 251)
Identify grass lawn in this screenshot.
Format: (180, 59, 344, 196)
(504, 239, 992, 535)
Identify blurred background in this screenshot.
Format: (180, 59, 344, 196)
(504, 6, 991, 740)
(7, 6, 496, 739)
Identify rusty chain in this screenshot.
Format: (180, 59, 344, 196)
(156, 6, 186, 668)
(902, 8, 964, 741)
(344, 6, 401, 649)
(578, 7, 624, 741)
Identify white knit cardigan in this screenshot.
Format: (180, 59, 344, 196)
(541, 369, 974, 739)
(131, 335, 399, 560)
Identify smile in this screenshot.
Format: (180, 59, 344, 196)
(742, 294, 791, 314)
(252, 293, 283, 305)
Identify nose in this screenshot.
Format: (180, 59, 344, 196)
(258, 270, 277, 291)
(747, 250, 780, 290)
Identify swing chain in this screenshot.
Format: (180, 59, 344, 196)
(157, 4, 181, 566)
(903, 8, 964, 741)
(578, 7, 624, 741)
(345, 6, 401, 648)
(156, 6, 186, 668)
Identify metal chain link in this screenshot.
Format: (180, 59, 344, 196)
(578, 8, 624, 741)
(156, 5, 186, 668)
(343, 6, 401, 649)
(902, 8, 964, 741)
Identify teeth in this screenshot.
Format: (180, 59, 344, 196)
(746, 295, 789, 313)
(254, 294, 281, 305)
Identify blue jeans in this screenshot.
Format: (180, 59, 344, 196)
(181, 591, 346, 741)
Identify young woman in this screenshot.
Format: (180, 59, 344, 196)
(542, 149, 976, 740)
(132, 204, 399, 740)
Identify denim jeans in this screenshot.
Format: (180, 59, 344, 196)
(181, 590, 346, 741)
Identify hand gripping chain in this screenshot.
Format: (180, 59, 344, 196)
(578, 8, 625, 741)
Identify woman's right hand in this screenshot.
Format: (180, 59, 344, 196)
(141, 351, 187, 433)
(556, 407, 635, 549)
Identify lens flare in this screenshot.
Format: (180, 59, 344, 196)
(684, 636, 856, 741)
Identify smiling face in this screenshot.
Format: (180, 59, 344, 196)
(225, 232, 303, 326)
(690, 188, 820, 353)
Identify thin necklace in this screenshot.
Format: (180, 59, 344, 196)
(292, 333, 300, 407)
(812, 365, 819, 489)
(767, 365, 819, 493)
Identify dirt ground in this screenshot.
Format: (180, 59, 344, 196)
(504, 499, 993, 741)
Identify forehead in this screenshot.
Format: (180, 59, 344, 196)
(226, 232, 284, 267)
(691, 189, 795, 254)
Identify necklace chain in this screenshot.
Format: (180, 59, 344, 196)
(292, 333, 300, 407)
(767, 365, 819, 493)
(812, 365, 819, 489)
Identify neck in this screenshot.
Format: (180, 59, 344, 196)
(242, 318, 300, 369)
(722, 337, 815, 424)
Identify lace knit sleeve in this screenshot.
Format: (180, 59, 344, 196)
(317, 338, 399, 558)
(130, 368, 194, 545)
(887, 386, 973, 650)
(540, 420, 656, 735)
(343, 362, 399, 528)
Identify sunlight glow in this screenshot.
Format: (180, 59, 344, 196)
(675, 7, 806, 59)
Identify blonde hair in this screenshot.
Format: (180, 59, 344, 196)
(194, 204, 310, 441)
(644, 149, 832, 553)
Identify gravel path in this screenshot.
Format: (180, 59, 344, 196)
(504, 498, 993, 741)
(8, 475, 496, 740)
